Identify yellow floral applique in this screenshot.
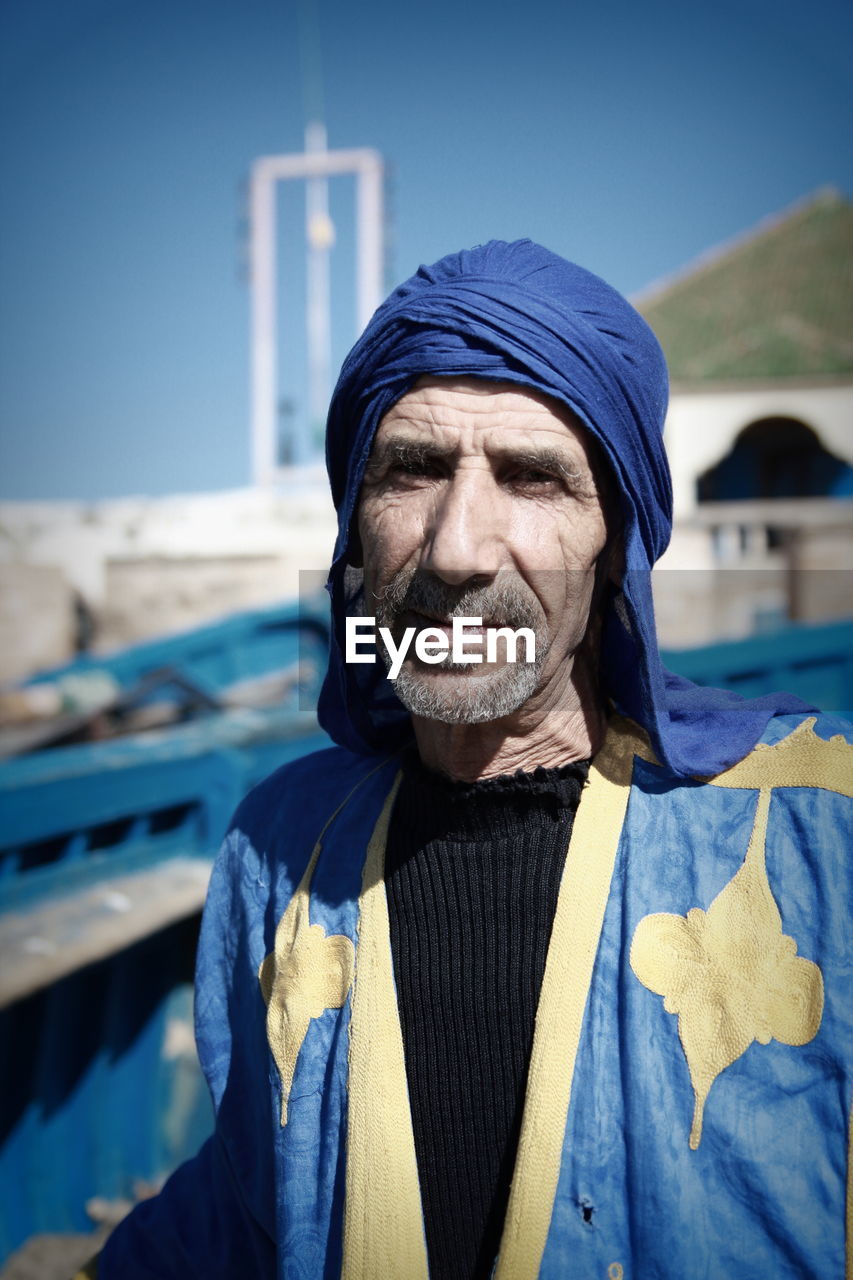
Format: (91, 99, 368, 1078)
(259, 840, 355, 1126)
(702, 717, 853, 795)
(630, 719, 853, 1150)
(630, 788, 823, 1148)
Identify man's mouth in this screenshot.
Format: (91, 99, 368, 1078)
(404, 610, 500, 638)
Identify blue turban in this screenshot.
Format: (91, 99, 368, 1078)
(319, 239, 808, 777)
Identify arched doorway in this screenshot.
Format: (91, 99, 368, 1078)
(697, 417, 853, 503)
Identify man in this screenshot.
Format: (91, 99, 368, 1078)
(93, 241, 852, 1278)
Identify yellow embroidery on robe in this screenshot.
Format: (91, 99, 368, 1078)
(704, 716, 853, 796)
(630, 719, 853, 1149)
(259, 838, 355, 1126)
(631, 786, 824, 1149)
(343, 774, 425, 1280)
(257, 758, 398, 1126)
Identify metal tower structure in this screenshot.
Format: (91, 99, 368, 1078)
(249, 137, 384, 487)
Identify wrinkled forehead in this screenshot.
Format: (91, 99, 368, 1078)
(369, 374, 615, 495)
(378, 374, 580, 428)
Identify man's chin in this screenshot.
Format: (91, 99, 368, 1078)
(390, 662, 541, 725)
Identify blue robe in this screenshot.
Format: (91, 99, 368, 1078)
(97, 712, 853, 1279)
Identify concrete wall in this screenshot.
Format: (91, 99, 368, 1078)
(655, 497, 853, 646)
(100, 554, 298, 648)
(0, 563, 76, 684)
(0, 476, 337, 606)
(0, 479, 338, 681)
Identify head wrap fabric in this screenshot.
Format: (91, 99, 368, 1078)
(319, 239, 810, 777)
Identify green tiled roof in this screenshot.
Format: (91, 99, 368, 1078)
(635, 189, 853, 382)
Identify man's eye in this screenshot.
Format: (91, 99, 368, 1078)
(390, 457, 442, 479)
(511, 468, 561, 489)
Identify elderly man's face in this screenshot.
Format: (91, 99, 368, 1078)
(356, 377, 611, 724)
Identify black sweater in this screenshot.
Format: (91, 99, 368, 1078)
(385, 751, 590, 1280)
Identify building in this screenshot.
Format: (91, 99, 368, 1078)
(636, 188, 853, 646)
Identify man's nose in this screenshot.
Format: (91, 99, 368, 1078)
(420, 473, 504, 585)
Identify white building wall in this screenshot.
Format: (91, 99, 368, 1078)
(0, 477, 339, 679)
(0, 475, 337, 606)
(664, 382, 853, 517)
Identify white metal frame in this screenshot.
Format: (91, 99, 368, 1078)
(249, 147, 384, 487)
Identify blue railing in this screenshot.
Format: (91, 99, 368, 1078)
(24, 597, 331, 701)
(663, 616, 853, 714)
(1, 708, 327, 919)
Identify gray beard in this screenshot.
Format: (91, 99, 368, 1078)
(373, 569, 548, 725)
(391, 654, 544, 724)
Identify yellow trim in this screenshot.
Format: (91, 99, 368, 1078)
(342, 772, 429, 1280)
(259, 840, 356, 1125)
(72, 1257, 99, 1280)
(494, 717, 641, 1279)
(342, 717, 645, 1278)
(259, 757, 399, 1125)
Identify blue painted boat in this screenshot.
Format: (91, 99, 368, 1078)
(1, 600, 332, 1260)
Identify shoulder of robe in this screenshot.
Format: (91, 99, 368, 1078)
(229, 744, 391, 844)
(702, 711, 853, 794)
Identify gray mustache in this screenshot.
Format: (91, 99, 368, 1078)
(375, 571, 542, 633)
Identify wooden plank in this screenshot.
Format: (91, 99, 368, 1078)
(0, 857, 214, 1008)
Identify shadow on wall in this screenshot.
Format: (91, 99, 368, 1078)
(698, 417, 853, 502)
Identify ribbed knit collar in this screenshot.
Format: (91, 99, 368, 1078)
(392, 748, 590, 843)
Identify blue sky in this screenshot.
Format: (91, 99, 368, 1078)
(2, 0, 851, 501)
